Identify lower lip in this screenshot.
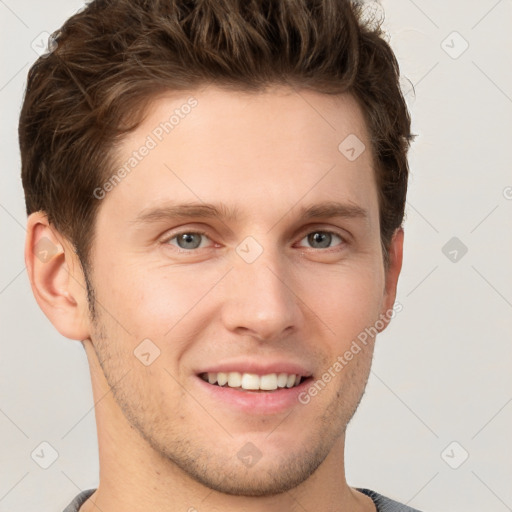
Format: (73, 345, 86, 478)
(194, 375, 313, 415)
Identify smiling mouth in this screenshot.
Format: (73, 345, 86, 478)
(198, 372, 312, 392)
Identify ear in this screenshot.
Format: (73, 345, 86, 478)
(24, 211, 91, 340)
(377, 227, 404, 333)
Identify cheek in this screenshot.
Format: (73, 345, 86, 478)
(98, 261, 224, 339)
(299, 261, 384, 343)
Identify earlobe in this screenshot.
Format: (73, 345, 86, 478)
(25, 211, 91, 341)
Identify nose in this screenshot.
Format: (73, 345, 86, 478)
(219, 242, 303, 341)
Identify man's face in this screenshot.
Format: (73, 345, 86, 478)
(84, 85, 397, 495)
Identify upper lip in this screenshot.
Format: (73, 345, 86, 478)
(196, 359, 313, 378)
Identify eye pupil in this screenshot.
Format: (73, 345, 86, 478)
(308, 232, 332, 249)
(177, 233, 202, 249)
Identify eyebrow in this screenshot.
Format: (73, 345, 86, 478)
(131, 200, 368, 226)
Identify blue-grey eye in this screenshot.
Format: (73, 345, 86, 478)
(302, 231, 343, 249)
(173, 232, 205, 250)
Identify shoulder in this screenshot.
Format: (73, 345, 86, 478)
(357, 488, 424, 512)
(62, 489, 96, 512)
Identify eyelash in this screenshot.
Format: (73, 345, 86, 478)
(162, 228, 347, 252)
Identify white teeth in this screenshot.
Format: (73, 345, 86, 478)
(241, 373, 260, 390)
(260, 373, 278, 390)
(201, 371, 304, 391)
(227, 372, 242, 388)
(276, 373, 288, 387)
(286, 374, 296, 388)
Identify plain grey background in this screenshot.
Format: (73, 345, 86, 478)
(1, 1, 511, 511)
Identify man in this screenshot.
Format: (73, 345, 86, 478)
(20, 0, 417, 510)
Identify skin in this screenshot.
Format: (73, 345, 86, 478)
(25, 85, 403, 512)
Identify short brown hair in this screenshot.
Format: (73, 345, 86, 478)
(20, 0, 413, 310)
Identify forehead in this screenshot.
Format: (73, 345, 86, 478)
(99, 85, 377, 229)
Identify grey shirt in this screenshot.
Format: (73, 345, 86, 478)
(63, 488, 422, 511)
